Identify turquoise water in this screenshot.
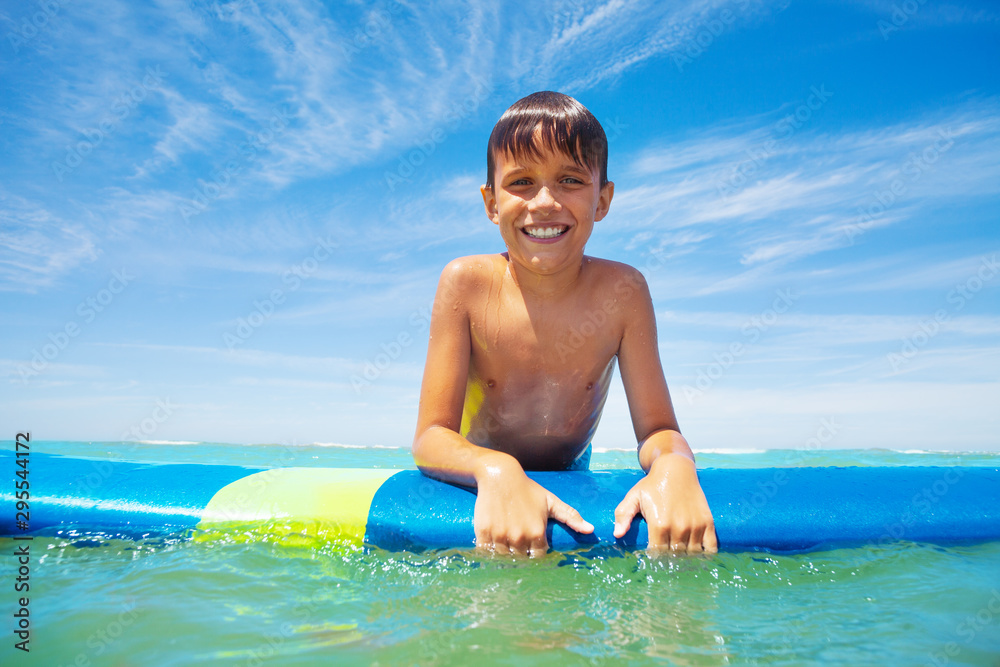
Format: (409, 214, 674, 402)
(4, 442, 1000, 666)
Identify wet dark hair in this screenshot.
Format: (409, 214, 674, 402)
(485, 91, 608, 189)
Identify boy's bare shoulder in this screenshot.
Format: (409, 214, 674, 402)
(437, 254, 505, 297)
(584, 255, 642, 277)
(440, 254, 504, 280)
(583, 256, 650, 300)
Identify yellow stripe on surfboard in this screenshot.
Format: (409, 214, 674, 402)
(460, 380, 485, 440)
(196, 468, 397, 544)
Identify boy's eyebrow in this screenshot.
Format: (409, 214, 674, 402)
(559, 162, 591, 173)
(502, 161, 594, 177)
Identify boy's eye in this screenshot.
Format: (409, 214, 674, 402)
(561, 177, 583, 184)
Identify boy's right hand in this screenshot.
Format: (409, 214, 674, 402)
(474, 457, 594, 556)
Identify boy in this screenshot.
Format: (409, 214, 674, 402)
(412, 91, 716, 555)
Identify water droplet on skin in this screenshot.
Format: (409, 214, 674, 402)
(487, 380, 495, 388)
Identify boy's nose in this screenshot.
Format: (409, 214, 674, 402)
(529, 186, 558, 213)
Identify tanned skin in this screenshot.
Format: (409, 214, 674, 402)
(412, 134, 717, 556)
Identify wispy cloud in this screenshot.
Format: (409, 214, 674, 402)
(606, 98, 1000, 295)
(0, 194, 98, 292)
(540, 0, 789, 90)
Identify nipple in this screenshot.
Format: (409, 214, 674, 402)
(585, 382, 593, 390)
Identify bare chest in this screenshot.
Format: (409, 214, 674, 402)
(466, 281, 624, 378)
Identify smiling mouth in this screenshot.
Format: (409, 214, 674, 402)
(522, 225, 568, 239)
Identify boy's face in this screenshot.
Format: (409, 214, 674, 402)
(481, 135, 613, 278)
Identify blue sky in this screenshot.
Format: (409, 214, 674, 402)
(2, 0, 998, 451)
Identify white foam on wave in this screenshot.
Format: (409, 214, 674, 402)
(96, 441, 999, 457)
(896, 448, 990, 454)
(126, 441, 408, 449)
(596, 446, 771, 455)
(134, 440, 201, 445)
(307, 442, 405, 449)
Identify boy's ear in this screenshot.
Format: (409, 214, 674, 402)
(594, 181, 614, 222)
(480, 184, 499, 225)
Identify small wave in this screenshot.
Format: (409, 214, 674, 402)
(128, 441, 409, 449)
(306, 443, 405, 450)
(897, 449, 986, 455)
(134, 440, 201, 445)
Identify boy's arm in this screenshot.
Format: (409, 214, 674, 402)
(611, 269, 717, 553)
(411, 260, 593, 555)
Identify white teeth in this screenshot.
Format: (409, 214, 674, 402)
(524, 226, 567, 239)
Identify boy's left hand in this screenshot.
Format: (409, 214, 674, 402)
(613, 453, 717, 553)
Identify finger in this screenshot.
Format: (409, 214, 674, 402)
(613, 491, 640, 538)
(528, 534, 549, 558)
(649, 526, 675, 551)
(644, 532, 671, 557)
(703, 522, 719, 553)
(508, 531, 535, 555)
(476, 526, 507, 554)
(688, 524, 705, 553)
(658, 528, 672, 551)
(491, 539, 512, 556)
(672, 524, 691, 553)
(476, 531, 503, 554)
(474, 525, 491, 551)
(547, 495, 594, 534)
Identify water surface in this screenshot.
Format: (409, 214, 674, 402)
(3, 441, 998, 666)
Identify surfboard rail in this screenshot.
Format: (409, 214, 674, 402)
(3, 452, 999, 552)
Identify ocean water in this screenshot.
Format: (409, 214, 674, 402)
(3, 441, 1000, 666)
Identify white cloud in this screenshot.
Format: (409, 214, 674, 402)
(604, 98, 1000, 298)
(0, 194, 98, 292)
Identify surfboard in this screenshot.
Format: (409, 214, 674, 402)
(4, 452, 999, 552)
